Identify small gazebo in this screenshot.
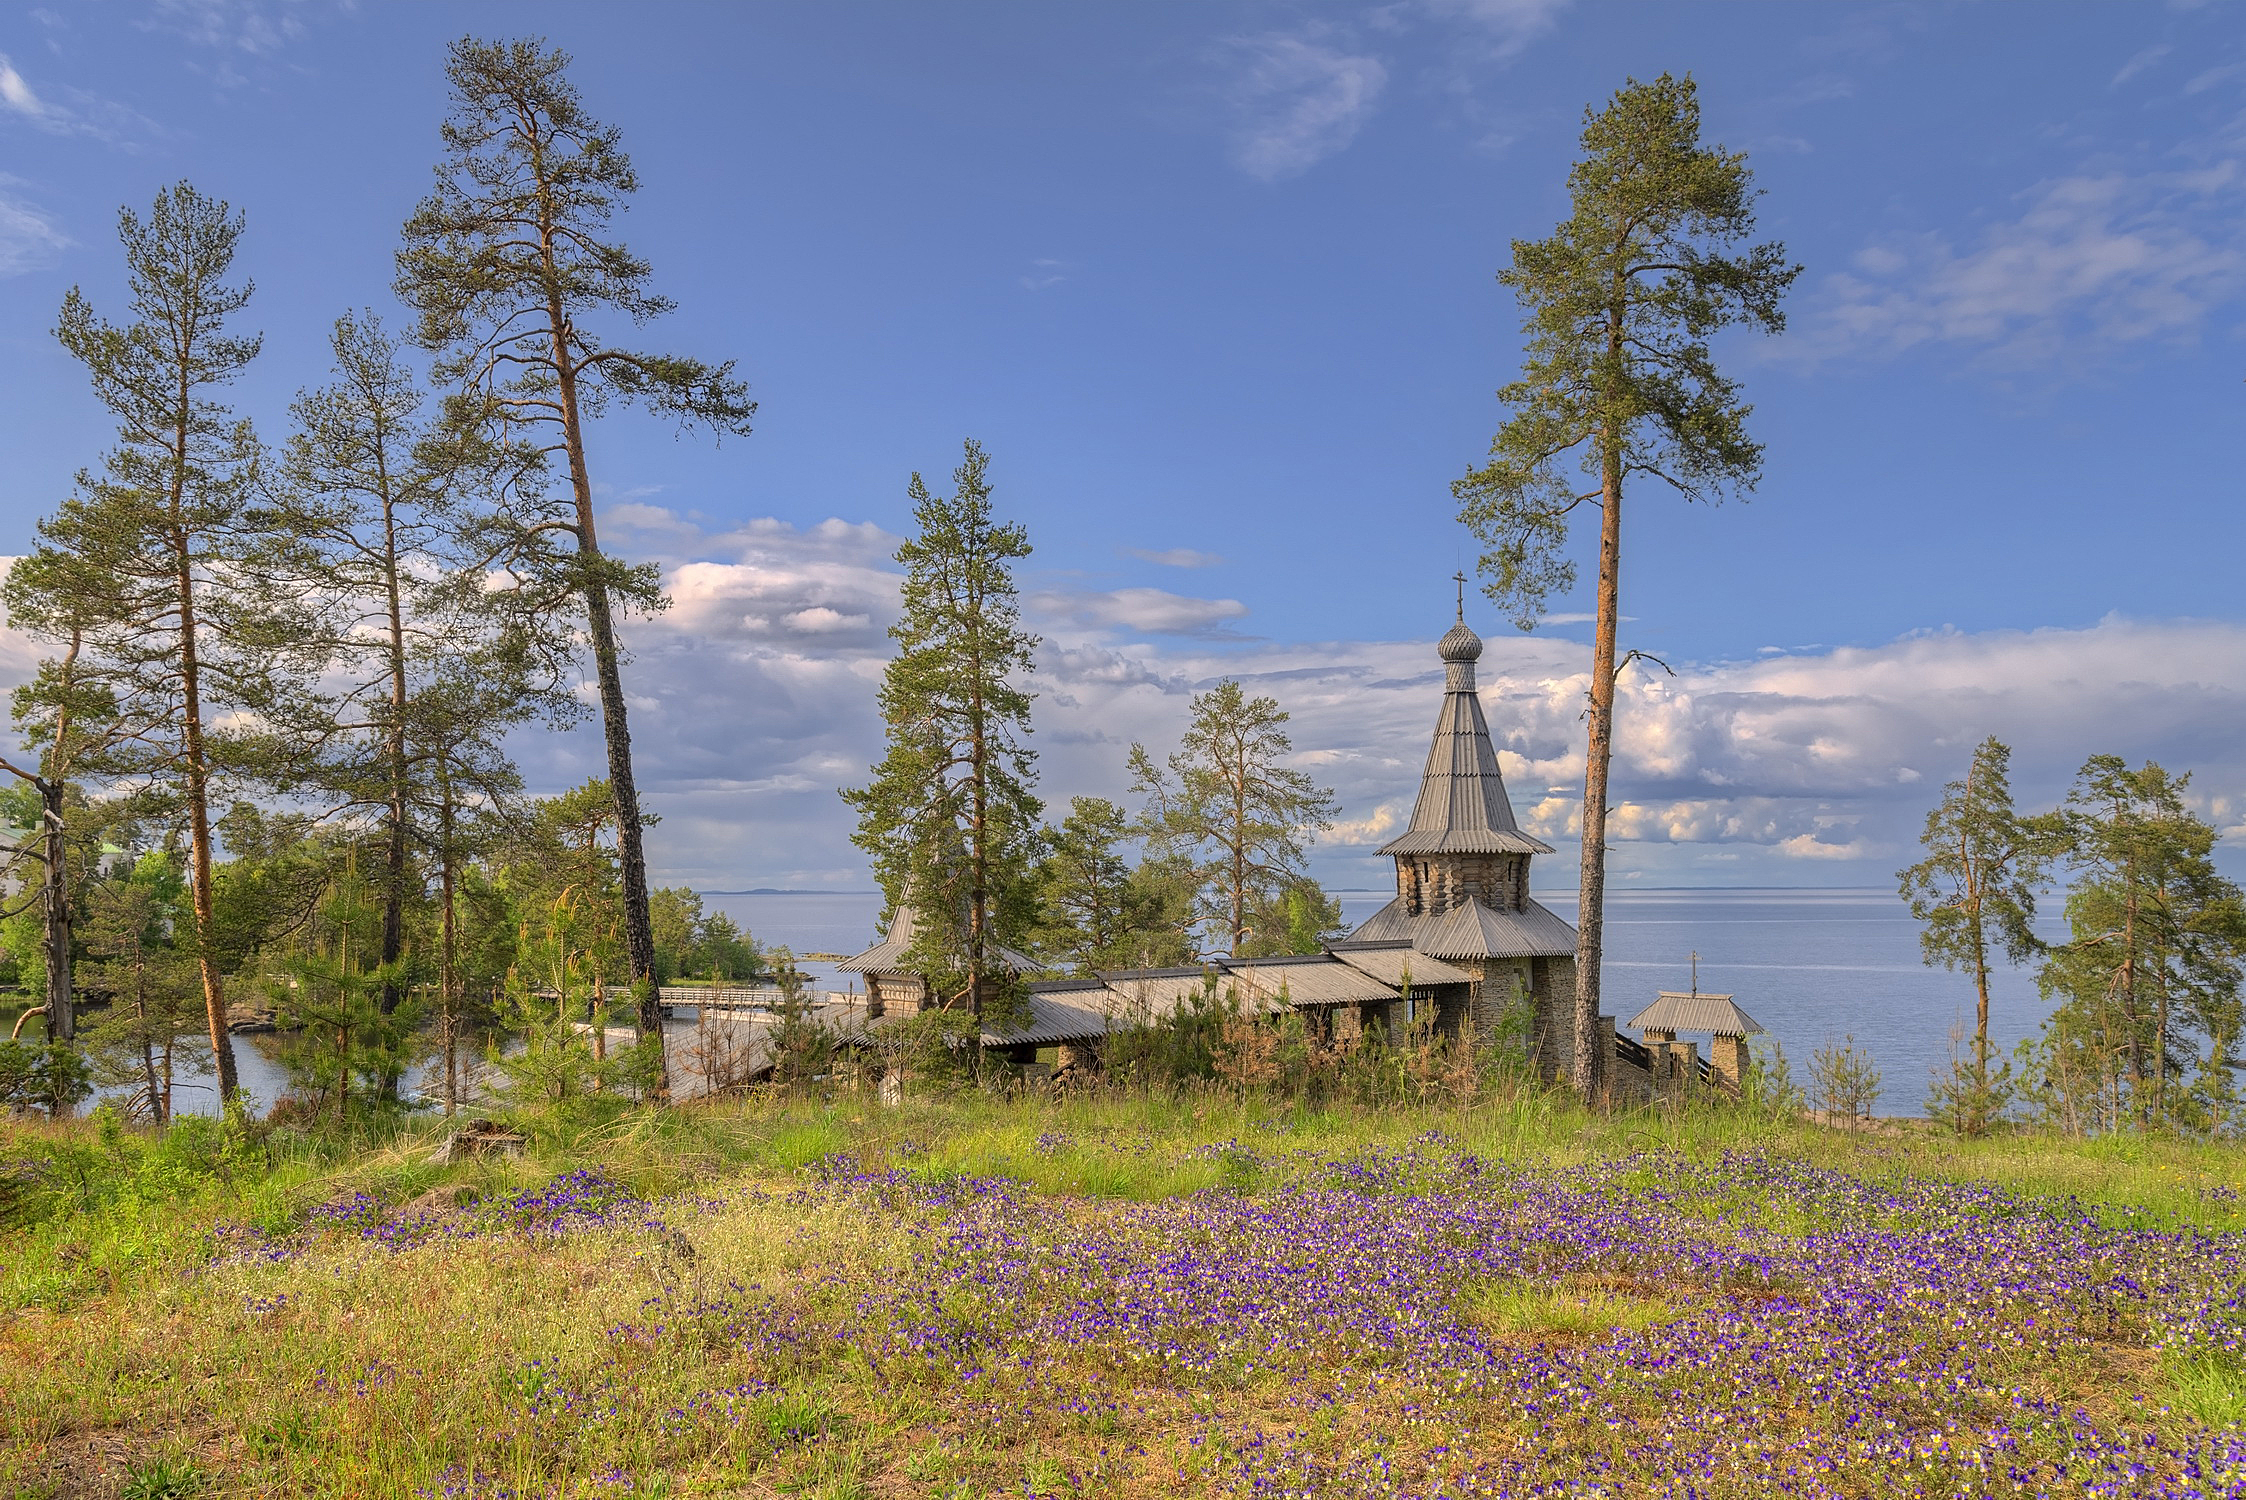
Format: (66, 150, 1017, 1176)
(1626, 986, 1764, 1092)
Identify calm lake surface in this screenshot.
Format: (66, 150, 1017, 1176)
(1528, 887, 2053, 1112)
(167, 887, 2043, 1117)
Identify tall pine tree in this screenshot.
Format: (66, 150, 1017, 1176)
(5, 183, 305, 1103)
(274, 312, 452, 1030)
(1128, 680, 1336, 959)
(1899, 736, 2045, 1135)
(1454, 74, 1797, 1099)
(2033, 757, 2246, 1132)
(395, 35, 756, 1088)
(844, 441, 1040, 1021)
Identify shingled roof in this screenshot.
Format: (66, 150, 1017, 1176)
(1351, 893, 1577, 961)
(1327, 941, 1478, 988)
(834, 904, 1037, 977)
(973, 944, 1479, 1049)
(1626, 990, 1764, 1037)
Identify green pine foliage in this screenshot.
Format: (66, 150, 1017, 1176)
(1454, 72, 1798, 1099)
(1031, 797, 1194, 974)
(1453, 72, 1798, 628)
(649, 887, 763, 982)
(1900, 737, 2045, 1135)
(1129, 680, 1337, 958)
(2025, 757, 2246, 1136)
(74, 853, 205, 1124)
(844, 440, 1042, 1024)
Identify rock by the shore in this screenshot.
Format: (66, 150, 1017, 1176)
(426, 1120, 526, 1165)
(224, 1004, 279, 1034)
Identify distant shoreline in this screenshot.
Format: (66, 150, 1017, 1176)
(697, 889, 881, 896)
(695, 885, 1900, 897)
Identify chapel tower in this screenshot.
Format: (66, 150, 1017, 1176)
(1345, 595, 1580, 1071)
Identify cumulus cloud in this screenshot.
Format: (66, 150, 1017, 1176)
(1803, 164, 2246, 367)
(1010, 613, 2246, 890)
(1218, 31, 1388, 181)
(11, 514, 2246, 893)
(1327, 803, 1403, 846)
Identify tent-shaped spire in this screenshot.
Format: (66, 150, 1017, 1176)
(1345, 596, 1574, 962)
(1378, 594, 1550, 857)
(835, 901, 1036, 977)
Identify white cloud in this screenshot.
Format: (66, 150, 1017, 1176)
(1127, 547, 1225, 569)
(1219, 31, 1388, 181)
(784, 606, 871, 634)
(1029, 586, 1251, 636)
(1804, 165, 2246, 367)
(1327, 803, 1402, 846)
(1777, 833, 1876, 861)
(0, 54, 161, 142)
(0, 54, 47, 120)
(0, 180, 68, 275)
(2113, 44, 2171, 87)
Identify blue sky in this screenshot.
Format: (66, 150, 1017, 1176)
(3, 1, 2245, 893)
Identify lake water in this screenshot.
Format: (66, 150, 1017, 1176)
(162, 886, 2044, 1117)
(1527, 887, 2053, 1112)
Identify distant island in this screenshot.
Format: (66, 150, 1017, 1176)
(697, 889, 880, 897)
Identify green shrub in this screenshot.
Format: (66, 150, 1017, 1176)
(0, 1038, 93, 1116)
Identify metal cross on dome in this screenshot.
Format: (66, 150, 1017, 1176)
(1453, 570, 1467, 622)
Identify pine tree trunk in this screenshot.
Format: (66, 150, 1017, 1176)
(550, 323, 666, 1095)
(1970, 914, 1992, 1131)
(2123, 853, 2141, 1123)
(137, 991, 159, 1123)
(1962, 760, 1991, 1122)
(2155, 969, 2170, 1125)
(41, 774, 71, 1047)
(1232, 743, 1248, 957)
(176, 542, 239, 1104)
(969, 628, 988, 1018)
(1573, 428, 1622, 1101)
(378, 489, 410, 1023)
(439, 786, 459, 1117)
(41, 638, 78, 1046)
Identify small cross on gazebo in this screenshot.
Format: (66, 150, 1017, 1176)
(1626, 951, 1765, 1092)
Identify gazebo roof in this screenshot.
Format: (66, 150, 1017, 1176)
(1626, 990, 1764, 1037)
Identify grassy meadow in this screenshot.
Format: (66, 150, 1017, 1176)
(5, 1090, 2246, 1499)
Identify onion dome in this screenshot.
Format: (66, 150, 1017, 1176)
(1438, 619, 1483, 664)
